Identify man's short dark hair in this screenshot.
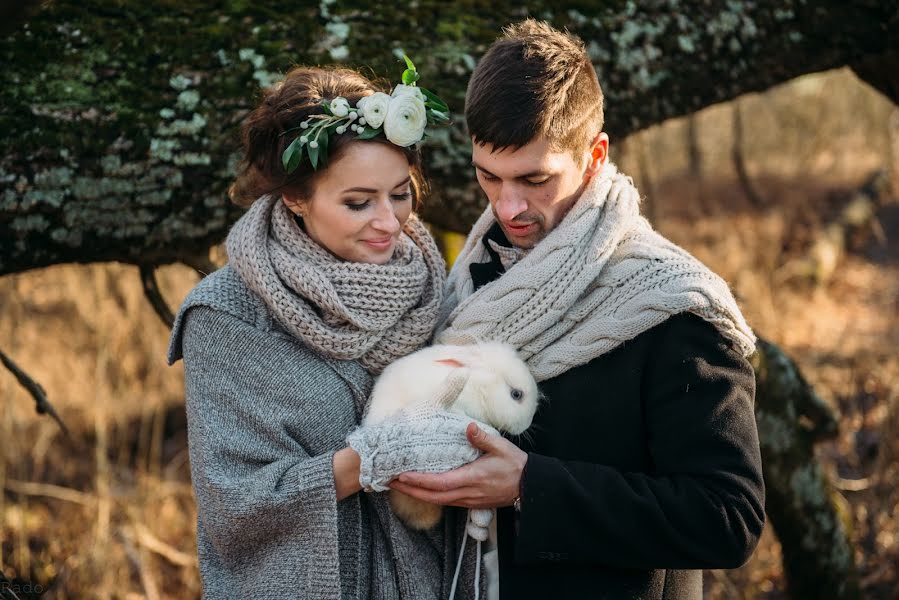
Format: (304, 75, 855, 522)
(465, 19, 604, 161)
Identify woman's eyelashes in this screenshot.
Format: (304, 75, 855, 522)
(344, 192, 412, 211)
(345, 200, 369, 211)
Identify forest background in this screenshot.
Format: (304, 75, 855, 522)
(1, 1, 898, 598)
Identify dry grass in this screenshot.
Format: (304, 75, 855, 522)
(2, 68, 897, 598)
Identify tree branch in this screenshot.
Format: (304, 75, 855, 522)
(139, 265, 175, 329)
(0, 347, 71, 438)
(732, 99, 766, 208)
(1, 0, 897, 274)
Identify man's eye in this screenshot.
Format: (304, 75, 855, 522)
(525, 177, 550, 186)
(479, 171, 498, 182)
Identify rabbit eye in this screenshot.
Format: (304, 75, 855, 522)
(510, 388, 523, 402)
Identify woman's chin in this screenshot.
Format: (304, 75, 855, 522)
(356, 241, 396, 264)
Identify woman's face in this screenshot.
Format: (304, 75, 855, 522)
(283, 142, 414, 264)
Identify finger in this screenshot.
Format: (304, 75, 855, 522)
(466, 422, 503, 453)
(389, 480, 481, 506)
(397, 465, 477, 491)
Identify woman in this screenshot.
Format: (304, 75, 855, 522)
(167, 65, 477, 599)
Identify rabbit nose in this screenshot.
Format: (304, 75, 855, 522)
(510, 388, 524, 403)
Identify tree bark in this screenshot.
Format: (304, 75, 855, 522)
(752, 338, 862, 600)
(1, 0, 897, 274)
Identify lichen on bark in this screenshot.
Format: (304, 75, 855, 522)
(2, 0, 896, 274)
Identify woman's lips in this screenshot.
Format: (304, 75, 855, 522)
(362, 237, 394, 251)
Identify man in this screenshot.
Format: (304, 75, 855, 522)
(390, 19, 765, 599)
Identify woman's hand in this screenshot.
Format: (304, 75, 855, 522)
(333, 447, 362, 501)
(346, 407, 487, 494)
(389, 422, 528, 509)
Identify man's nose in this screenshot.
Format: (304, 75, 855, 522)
(493, 185, 528, 222)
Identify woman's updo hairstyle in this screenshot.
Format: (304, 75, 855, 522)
(229, 66, 425, 207)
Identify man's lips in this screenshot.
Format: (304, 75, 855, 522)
(503, 221, 537, 236)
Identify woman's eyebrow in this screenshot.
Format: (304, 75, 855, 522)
(391, 176, 412, 190)
(342, 176, 412, 194)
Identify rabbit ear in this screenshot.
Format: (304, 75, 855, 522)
(431, 370, 471, 409)
(436, 358, 464, 368)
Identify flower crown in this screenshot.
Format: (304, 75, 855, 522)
(281, 55, 450, 173)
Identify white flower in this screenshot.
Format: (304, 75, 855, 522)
(383, 92, 427, 147)
(391, 84, 425, 101)
(330, 97, 350, 117)
(355, 92, 390, 129)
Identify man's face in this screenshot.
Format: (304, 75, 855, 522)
(471, 134, 606, 249)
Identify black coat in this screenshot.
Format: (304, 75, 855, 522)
(470, 225, 765, 600)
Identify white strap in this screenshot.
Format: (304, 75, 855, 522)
(448, 518, 468, 600)
(448, 508, 483, 600)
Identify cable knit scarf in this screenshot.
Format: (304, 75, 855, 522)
(436, 163, 756, 382)
(227, 195, 446, 374)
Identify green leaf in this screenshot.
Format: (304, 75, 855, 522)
(308, 142, 319, 169)
(356, 126, 381, 140)
(420, 87, 449, 112)
(282, 137, 303, 173)
(318, 128, 330, 168)
(403, 54, 416, 72)
(428, 109, 450, 124)
(402, 68, 420, 85)
(321, 99, 332, 116)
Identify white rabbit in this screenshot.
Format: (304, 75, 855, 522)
(363, 341, 540, 530)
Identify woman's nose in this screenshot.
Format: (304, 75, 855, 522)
(371, 198, 401, 233)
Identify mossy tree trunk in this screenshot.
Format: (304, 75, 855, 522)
(752, 338, 862, 600)
(1, 0, 897, 275)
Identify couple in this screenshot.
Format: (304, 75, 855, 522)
(167, 20, 765, 600)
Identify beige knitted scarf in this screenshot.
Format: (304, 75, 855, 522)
(227, 195, 446, 374)
(436, 163, 756, 382)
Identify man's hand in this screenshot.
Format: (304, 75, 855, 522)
(389, 422, 528, 509)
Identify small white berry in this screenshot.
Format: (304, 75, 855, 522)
(309, 140, 318, 148)
(300, 136, 308, 143)
(359, 118, 367, 126)
(336, 126, 346, 134)
(300, 121, 309, 129)
(349, 112, 358, 120)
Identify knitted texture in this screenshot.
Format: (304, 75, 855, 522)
(226, 194, 446, 374)
(348, 370, 498, 491)
(168, 268, 484, 599)
(348, 410, 499, 492)
(437, 163, 756, 382)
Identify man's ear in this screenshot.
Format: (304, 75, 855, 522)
(584, 132, 610, 179)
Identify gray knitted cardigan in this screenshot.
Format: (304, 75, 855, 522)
(168, 266, 482, 599)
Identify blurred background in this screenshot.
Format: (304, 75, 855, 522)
(2, 2, 898, 598)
